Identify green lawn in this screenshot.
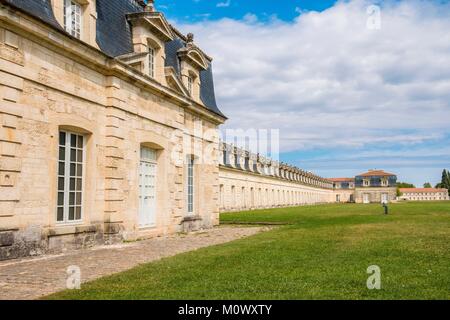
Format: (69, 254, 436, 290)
(47, 202, 450, 300)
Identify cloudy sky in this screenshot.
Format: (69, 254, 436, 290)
(156, 0, 450, 186)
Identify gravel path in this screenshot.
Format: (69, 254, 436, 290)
(0, 226, 267, 300)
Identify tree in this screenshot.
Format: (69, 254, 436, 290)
(423, 182, 432, 188)
(441, 169, 447, 186)
(396, 182, 415, 197)
(445, 169, 450, 196)
(397, 182, 415, 188)
(437, 169, 450, 196)
(446, 169, 450, 189)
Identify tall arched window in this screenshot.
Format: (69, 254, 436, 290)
(139, 146, 158, 227)
(219, 184, 224, 209)
(57, 130, 85, 223)
(187, 155, 195, 214)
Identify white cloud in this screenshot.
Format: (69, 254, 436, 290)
(216, 0, 231, 8)
(178, 0, 450, 154)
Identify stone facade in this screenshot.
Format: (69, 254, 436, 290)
(398, 188, 449, 201)
(330, 170, 398, 204)
(0, 0, 406, 262)
(218, 143, 334, 211)
(330, 178, 355, 203)
(0, 0, 225, 260)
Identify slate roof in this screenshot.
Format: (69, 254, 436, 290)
(2, 0, 62, 29)
(329, 178, 354, 182)
(1, 0, 225, 118)
(357, 170, 396, 177)
(96, 0, 142, 57)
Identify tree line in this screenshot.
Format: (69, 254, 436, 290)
(397, 169, 450, 197)
(435, 169, 450, 196)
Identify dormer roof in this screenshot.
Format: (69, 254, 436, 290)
(126, 11, 174, 42)
(1, 0, 225, 118)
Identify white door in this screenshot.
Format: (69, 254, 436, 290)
(363, 193, 370, 204)
(139, 148, 157, 227)
(381, 193, 388, 204)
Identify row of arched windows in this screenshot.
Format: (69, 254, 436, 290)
(219, 184, 328, 211)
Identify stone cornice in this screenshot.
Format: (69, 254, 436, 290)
(219, 142, 333, 189)
(219, 165, 333, 191)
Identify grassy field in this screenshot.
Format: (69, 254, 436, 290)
(47, 202, 450, 300)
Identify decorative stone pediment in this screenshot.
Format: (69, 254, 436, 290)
(181, 49, 208, 70)
(127, 11, 174, 42)
(165, 67, 189, 96)
(177, 34, 208, 71)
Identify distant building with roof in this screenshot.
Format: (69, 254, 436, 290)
(329, 178, 355, 203)
(330, 169, 397, 204)
(398, 188, 449, 201)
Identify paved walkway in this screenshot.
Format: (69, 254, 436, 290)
(0, 226, 266, 300)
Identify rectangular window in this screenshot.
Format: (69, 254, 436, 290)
(148, 47, 155, 78)
(187, 76, 193, 95)
(187, 156, 194, 214)
(139, 147, 157, 227)
(222, 150, 227, 165)
(57, 131, 84, 223)
(231, 186, 236, 207)
(64, 0, 82, 39)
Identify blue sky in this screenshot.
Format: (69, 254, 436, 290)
(156, 0, 450, 186)
(157, 0, 339, 22)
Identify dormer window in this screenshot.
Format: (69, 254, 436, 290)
(363, 179, 370, 187)
(64, 0, 82, 39)
(381, 179, 388, 187)
(187, 76, 193, 95)
(148, 47, 155, 78)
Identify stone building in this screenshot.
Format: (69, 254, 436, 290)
(398, 188, 449, 201)
(0, 0, 403, 261)
(329, 178, 355, 203)
(330, 170, 398, 204)
(354, 170, 397, 204)
(0, 0, 226, 260)
(218, 143, 335, 211)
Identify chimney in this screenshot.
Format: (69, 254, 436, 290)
(187, 33, 194, 44)
(139, 0, 155, 12)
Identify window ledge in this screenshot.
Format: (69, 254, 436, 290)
(181, 215, 202, 222)
(48, 224, 98, 237)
